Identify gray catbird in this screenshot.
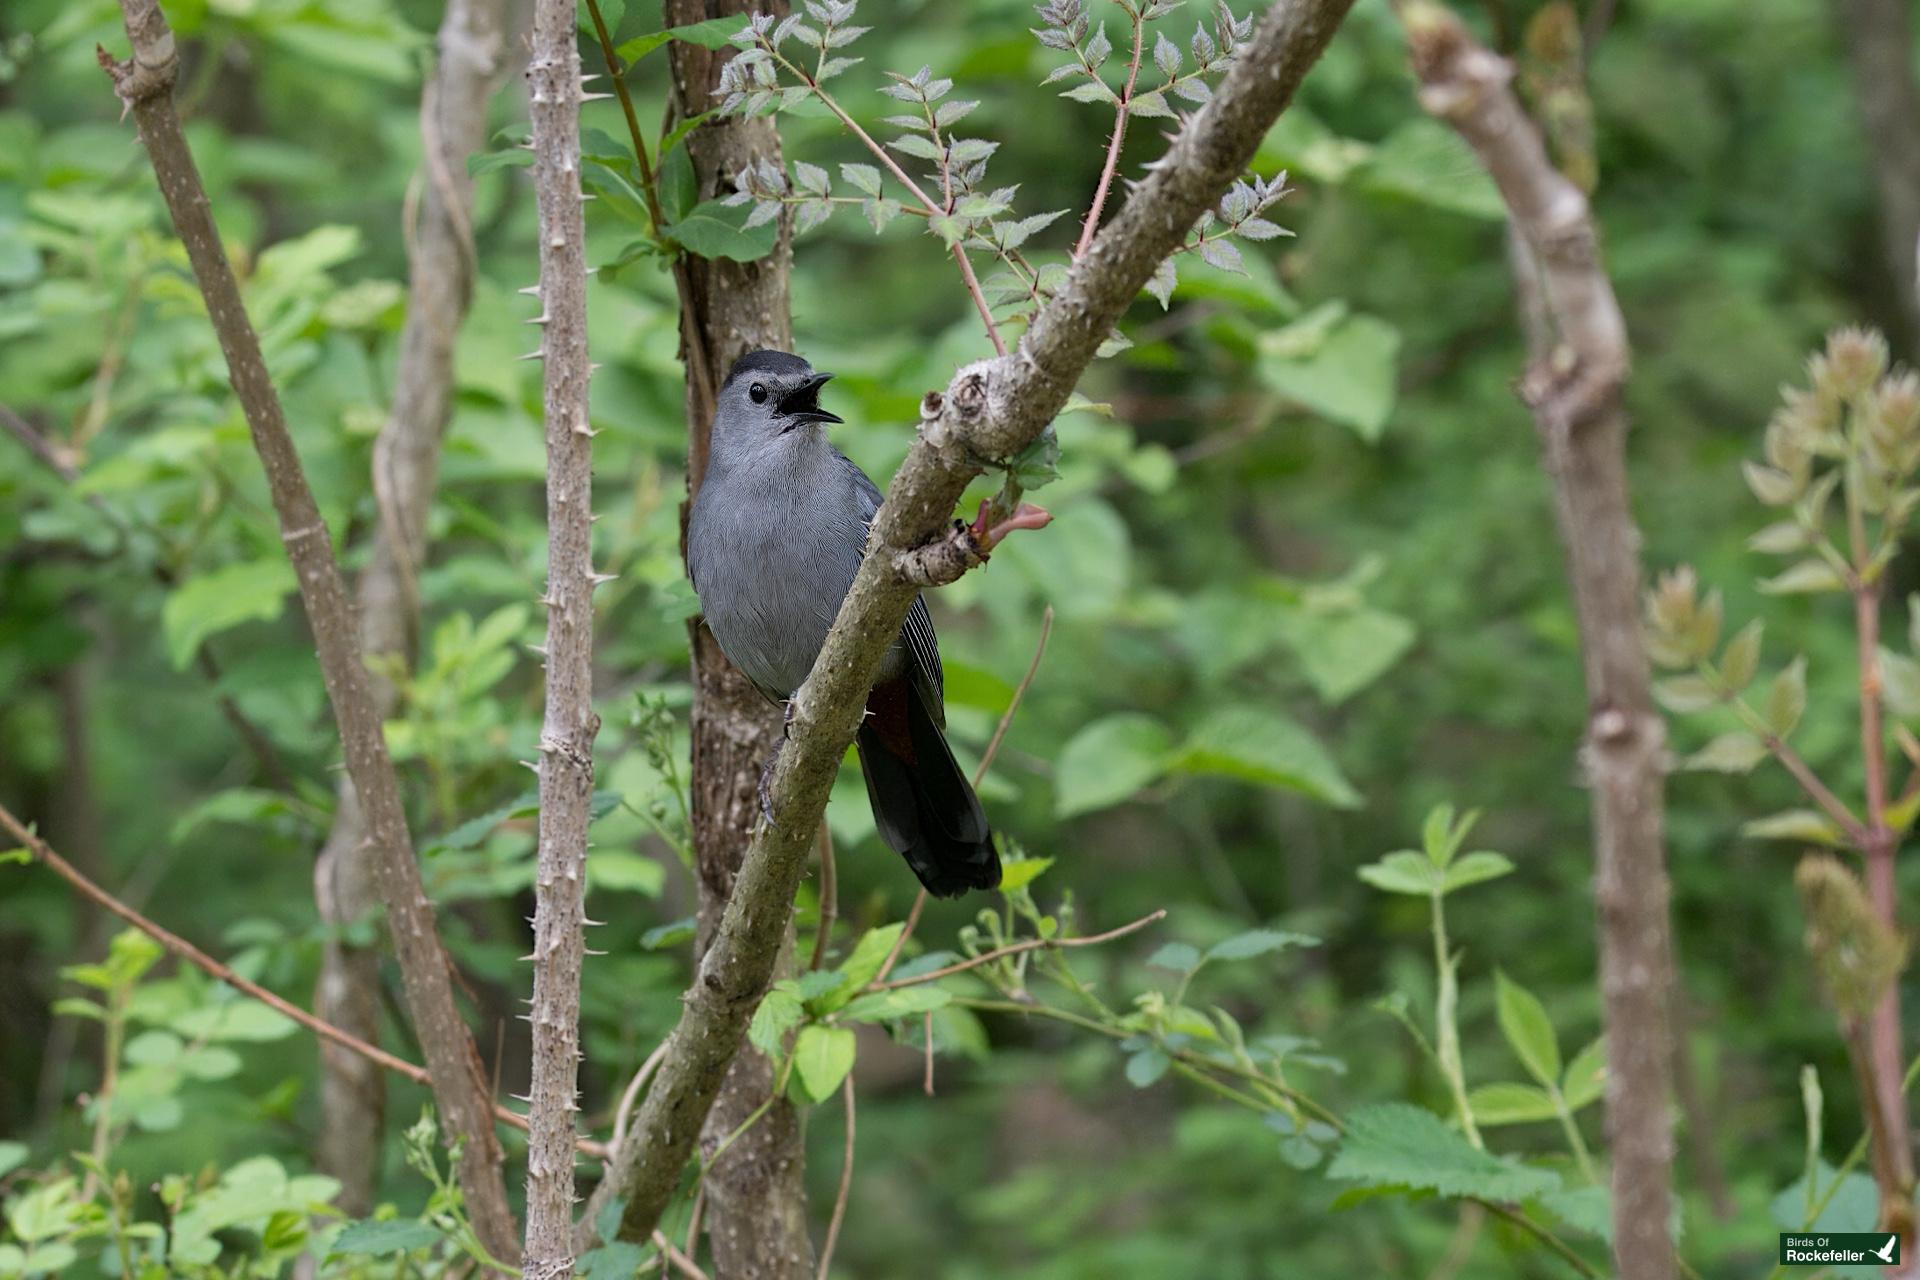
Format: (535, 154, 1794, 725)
(686, 350, 1002, 897)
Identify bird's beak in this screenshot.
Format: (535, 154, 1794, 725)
(780, 372, 843, 426)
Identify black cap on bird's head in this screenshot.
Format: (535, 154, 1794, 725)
(721, 349, 842, 429)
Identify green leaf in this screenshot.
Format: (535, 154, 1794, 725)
(791, 1025, 856, 1103)
(1682, 731, 1768, 774)
(1173, 707, 1359, 808)
(1206, 929, 1316, 963)
(1327, 1103, 1561, 1201)
(1652, 675, 1722, 714)
(1439, 851, 1514, 893)
(1467, 1082, 1561, 1126)
(641, 917, 695, 950)
(0, 1142, 27, 1179)
(1720, 619, 1763, 690)
(748, 986, 804, 1057)
(1494, 971, 1561, 1086)
(1356, 119, 1505, 220)
(588, 852, 666, 896)
(1256, 310, 1401, 441)
(666, 199, 779, 261)
(1540, 1186, 1614, 1241)
(1765, 656, 1807, 737)
(831, 924, 905, 1000)
(1125, 1048, 1170, 1086)
(1357, 850, 1441, 896)
(1275, 605, 1416, 705)
(996, 856, 1054, 893)
(1881, 647, 1920, 721)
(1759, 559, 1846, 594)
(329, 1219, 440, 1256)
(1054, 713, 1175, 817)
(615, 14, 749, 62)
(1147, 942, 1203, 974)
(839, 987, 951, 1023)
(162, 559, 297, 670)
(1742, 809, 1847, 846)
(1563, 1037, 1606, 1109)
(580, 1242, 649, 1280)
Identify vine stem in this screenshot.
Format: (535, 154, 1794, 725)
(814, 1075, 856, 1280)
(871, 909, 1165, 990)
(1075, 8, 1146, 258)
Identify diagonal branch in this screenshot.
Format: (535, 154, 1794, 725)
(98, 3, 519, 1261)
(522, 0, 600, 1271)
(580, 0, 1357, 1246)
(1397, 5, 1675, 1276)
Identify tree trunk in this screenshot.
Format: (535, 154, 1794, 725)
(668, 3, 814, 1276)
(311, 0, 507, 1217)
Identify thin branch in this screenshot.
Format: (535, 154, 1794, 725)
(0, 802, 608, 1160)
(523, 0, 600, 1270)
(99, 5, 519, 1258)
(653, 1232, 710, 1280)
(1398, 5, 1674, 1276)
(1768, 734, 1870, 845)
(873, 909, 1165, 990)
(585, 0, 1355, 1244)
(815, 1074, 856, 1280)
(809, 820, 838, 971)
(1074, 8, 1146, 258)
(610, 1042, 671, 1158)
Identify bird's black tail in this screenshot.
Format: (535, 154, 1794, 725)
(856, 678, 1000, 897)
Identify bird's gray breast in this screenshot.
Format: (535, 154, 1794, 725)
(687, 438, 897, 700)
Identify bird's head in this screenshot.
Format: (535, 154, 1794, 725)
(714, 350, 843, 450)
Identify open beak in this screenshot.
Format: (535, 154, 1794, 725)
(779, 372, 843, 426)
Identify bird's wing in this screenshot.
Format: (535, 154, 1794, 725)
(835, 446, 945, 715)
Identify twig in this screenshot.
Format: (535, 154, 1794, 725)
(100, 4, 519, 1257)
(809, 820, 838, 971)
(653, 1232, 709, 1280)
(1398, 5, 1674, 1276)
(1074, 7, 1146, 258)
(873, 909, 1165, 990)
(815, 1074, 856, 1280)
(522, 0, 600, 1269)
(586, 0, 1355, 1244)
(0, 802, 608, 1160)
(609, 1041, 671, 1159)
(1768, 735, 1870, 845)
(873, 605, 1053, 985)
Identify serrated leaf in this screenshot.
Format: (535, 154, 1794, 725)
(1206, 929, 1316, 963)
(791, 1025, 856, 1103)
(1563, 1038, 1606, 1109)
(1467, 1082, 1561, 1125)
(1495, 971, 1561, 1086)
(747, 986, 804, 1057)
(1748, 521, 1810, 554)
(1328, 1103, 1561, 1201)
(1743, 460, 1802, 506)
(839, 986, 951, 1023)
(1683, 731, 1768, 774)
(1146, 942, 1203, 974)
(1125, 1048, 1170, 1087)
(1055, 713, 1175, 817)
(840, 162, 882, 196)
(1357, 850, 1441, 897)
(1145, 257, 1178, 308)
(1765, 656, 1807, 737)
(1062, 80, 1117, 103)
(1174, 707, 1359, 808)
(889, 133, 943, 161)
(1759, 559, 1846, 595)
(1652, 675, 1722, 714)
(949, 138, 998, 166)
(1129, 88, 1174, 118)
(824, 924, 905, 1006)
(1153, 30, 1181, 76)
(1440, 850, 1513, 892)
(329, 1219, 440, 1257)
(1197, 238, 1245, 274)
(1719, 620, 1763, 691)
(1742, 809, 1846, 845)
(1881, 648, 1920, 720)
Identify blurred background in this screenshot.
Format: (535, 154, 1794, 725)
(1, 0, 1914, 1274)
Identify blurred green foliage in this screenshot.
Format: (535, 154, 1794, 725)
(0, 0, 1912, 1274)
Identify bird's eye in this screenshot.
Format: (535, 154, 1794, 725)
(749, 382, 768, 404)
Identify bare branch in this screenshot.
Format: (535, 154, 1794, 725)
(1398, 5, 1675, 1276)
(872, 908, 1166, 990)
(522, 0, 599, 1271)
(584, 0, 1355, 1245)
(815, 1075, 856, 1280)
(98, 4, 518, 1260)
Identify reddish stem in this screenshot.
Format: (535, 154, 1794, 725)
(1075, 12, 1146, 259)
